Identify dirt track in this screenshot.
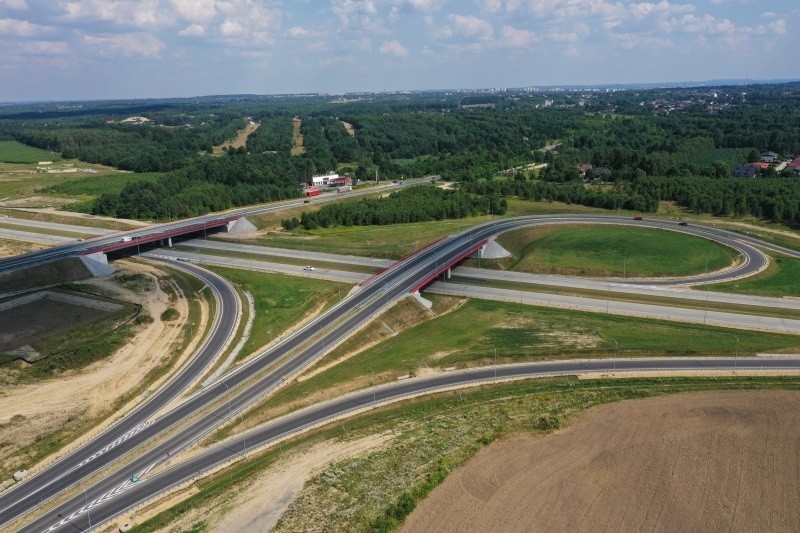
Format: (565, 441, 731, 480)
(403, 390, 800, 532)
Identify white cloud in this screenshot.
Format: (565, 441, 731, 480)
(61, 0, 169, 29)
(170, 0, 217, 24)
(0, 17, 53, 36)
(287, 26, 316, 39)
(768, 19, 786, 35)
(379, 39, 408, 56)
(524, 0, 625, 21)
(481, 0, 503, 12)
(395, 0, 443, 11)
(629, 0, 694, 20)
(83, 32, 165, 57)
(19, 40, 69, 55)
(449, 14, 493, 40)
(664, 13, 736, 35)
(499, 25, 538, 48)
(760, 11, 776, 19)
(612, 32, 672, 49)
(331, 0, 381, 31)
(179, 24, 205, 37)
(0, 0, 28, 10)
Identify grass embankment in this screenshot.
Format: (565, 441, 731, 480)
(0, 140, 58, 164)
(133, 376, 800, 533)
(0, 207, 140, 231)
(206, 266, 349, 360)
(175, 245, 379, 275)
(248, 216, 496, 259)
(223, 296, 800, 431)
(710, 254, 800, 297)
(490, 225, 736, 278)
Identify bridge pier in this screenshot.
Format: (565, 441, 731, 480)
(446, 267, 451, 279)
(226, 217, 257, 233)
(79, 252, 115, 277)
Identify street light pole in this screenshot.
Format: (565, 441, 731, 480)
(493, 345, 498, 380)
(612, 338, 618, 371)
(369, 367, 376, 403)
(223, 382, 232, 419)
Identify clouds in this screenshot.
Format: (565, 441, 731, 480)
(379, 39, 408, 56)
(0, 0, 797, 101)
(83, 33, 166, 57)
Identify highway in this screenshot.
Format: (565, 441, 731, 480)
(33, 357, 800, 533)
(0, 178, 430, 276)
(0, 261, 240, 528)
(4, 214, 800, 530)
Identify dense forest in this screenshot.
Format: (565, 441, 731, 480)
(1, 83, 799, 223)
(284, 186, 507, 230)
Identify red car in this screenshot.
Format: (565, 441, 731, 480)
(633, 216, 643, 221)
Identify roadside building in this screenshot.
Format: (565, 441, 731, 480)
(311, 171, 339, 186)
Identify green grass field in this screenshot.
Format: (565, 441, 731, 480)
(249, 216, 497, 259)
(0, 140, 59, 164)
(493, 225, 736, 277)
(710, 255, 800, 297)
(207, 267, 348, 358)
(46, 172, 162, 198)
(263, 297, 800, 411)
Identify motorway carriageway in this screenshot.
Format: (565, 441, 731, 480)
(0, 262, 240, 528)
(7, 214, 800, 530)
(35, 357, 800, 533)
(0, 178, 430, 276)
(145, 249, 800, 335)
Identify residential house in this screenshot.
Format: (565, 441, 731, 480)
(732, 164, 759, 178)
(760, 151, 778, 163)
(594, 167, 611, 179)
(576, 163, 592, 176)
(787, 157, 800, 174)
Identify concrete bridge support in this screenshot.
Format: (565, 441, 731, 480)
(79, 252, 115, 277)
(226, 217, 257, 233)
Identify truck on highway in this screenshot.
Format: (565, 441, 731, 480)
(337, 185, 352, 193)
(121, 236, 133, 242)
(305, 189, 321, 197)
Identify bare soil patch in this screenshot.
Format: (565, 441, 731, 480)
(213, 122, 260, 155)
(291, 117, 305, 156)
(0, 261, 191, 477)
(341, 121, 355, 137)
(403, 389, 800, 533)
(0, 238, 43, 258)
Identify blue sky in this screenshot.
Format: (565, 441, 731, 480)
(0, 0, 797, 101)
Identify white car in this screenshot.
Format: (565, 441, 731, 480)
(303, 265, 314, 271)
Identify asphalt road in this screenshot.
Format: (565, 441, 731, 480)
(0, 261, 240, 528)
(150, 250, 800, 333)
(36, 357, 800, 533)
(428, 282, 800, 334)
(7, 214, 800, 530)
(0, 178, 429, 275)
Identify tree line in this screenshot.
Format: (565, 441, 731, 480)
(283, 185, 507, 230)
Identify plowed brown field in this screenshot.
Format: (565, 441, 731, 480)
(403, 390, 800, 533)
